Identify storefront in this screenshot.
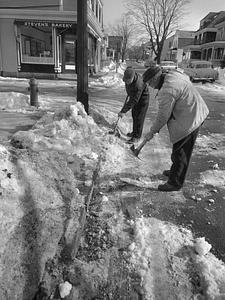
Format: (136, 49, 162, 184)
(0, 1, 105, 77)
(15, 20, 76, 74)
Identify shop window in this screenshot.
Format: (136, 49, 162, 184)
(20, 25, 54, 65)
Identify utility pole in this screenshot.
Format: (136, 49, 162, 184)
(77, 0, 89, 114)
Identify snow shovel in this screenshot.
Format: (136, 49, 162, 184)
(108, 95, 129, 135)
(130, 138, 148, 157)
(108, 116, 121, 135)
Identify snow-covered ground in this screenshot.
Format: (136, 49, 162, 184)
(0, 65, 225, 299)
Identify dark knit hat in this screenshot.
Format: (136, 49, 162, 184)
(123, 67, 135, 81)
(142, 66, 161, 83)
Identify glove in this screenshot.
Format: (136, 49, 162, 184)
(144, 131, 154, 141)
(118, 112, 124, 118)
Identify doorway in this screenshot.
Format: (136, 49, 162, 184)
(63, 36, 76, 73)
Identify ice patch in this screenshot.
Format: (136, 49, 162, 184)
(200, 170, 225, 189)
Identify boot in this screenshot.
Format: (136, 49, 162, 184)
(162, 170, 170, 177)
(126, 132, 133, 138)
(158, 182, 181, 192)
(126, 137, 140, 144)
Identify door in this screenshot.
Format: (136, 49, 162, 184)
(63, 37, 76, 73)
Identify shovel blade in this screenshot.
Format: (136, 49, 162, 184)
(108, 130, 115, 135)
(130, 144, 141, 157)
(130, 139, 148, 158)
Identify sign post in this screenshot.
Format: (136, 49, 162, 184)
(77, 0, 89, 114)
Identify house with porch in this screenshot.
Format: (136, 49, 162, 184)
(182, 11, 225, 67)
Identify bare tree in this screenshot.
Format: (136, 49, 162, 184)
(107, 13, 135, 62)
(124, 0, 190, 63)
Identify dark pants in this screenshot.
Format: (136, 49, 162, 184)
(168, 126, 200, 188)
(131, 100, 149, 139)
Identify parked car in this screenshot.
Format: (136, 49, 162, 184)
(160, 60, 177, 72)
(183, 60, 219, 83)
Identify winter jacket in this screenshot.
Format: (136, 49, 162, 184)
(120, 73, 149, 113)
(150, 70, 209, 144)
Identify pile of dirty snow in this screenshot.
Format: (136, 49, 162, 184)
(0, 92, 30, 110)
(129, 217, 225, 299)
(11, 102, 130, 175)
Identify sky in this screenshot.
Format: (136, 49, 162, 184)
(103, 0, 225, 31)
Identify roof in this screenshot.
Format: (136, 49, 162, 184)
(199, 11, 225, 30)
(175, 30, 195, 38)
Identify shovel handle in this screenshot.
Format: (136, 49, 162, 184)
(136, 138, 148, 153)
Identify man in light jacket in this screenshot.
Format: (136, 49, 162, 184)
(142, 66, 209, 192)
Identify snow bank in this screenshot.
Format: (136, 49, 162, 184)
(89, 73, 124, 88)
(196, 82, 225, 93)
(196, 134, 225, 158)
(200, 169, 225, 189)
(129, 217, 225, 299)
(0, 92, 29, 110)
(195, 237, 212, 256)
(11, 101, 130, 175)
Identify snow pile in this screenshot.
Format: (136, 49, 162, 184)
(100, 60, 126, 74)
(129, 217, 225, 299)
(106, 60, 116, 71)
(12, 102, 100, 153)
(0, 141, 84, 299)
(0, 144, 25, 198)
(0, 76, 27, 81)
(196, 82, 225, 93)
(129, 217, 194, 299)
(89, 73, 124, 88)
(196, 133, 225, 158)
(59, 281, 72, 298)
(0, 92, 29, 110)
(11, 101, 129, 175)
(89, 61, 126, 88)
(195, 237, 212, 256)
(200, 169, 225, 189)
(196, 254, 225, 299)
(100, 60, 116, 72)
(117, 62, 127, 75)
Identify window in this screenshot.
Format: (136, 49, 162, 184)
(98, 5, 102, 23)
(95, 0, 98, 18)
(91, 0, 95, 12)
(20, 24, 53, 64)
(214, 48, 224, 59)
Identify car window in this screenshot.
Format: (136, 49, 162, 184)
(195, 64, 210, 69)
(161, 62, 175, 66)
(190, 63, 211, 69)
